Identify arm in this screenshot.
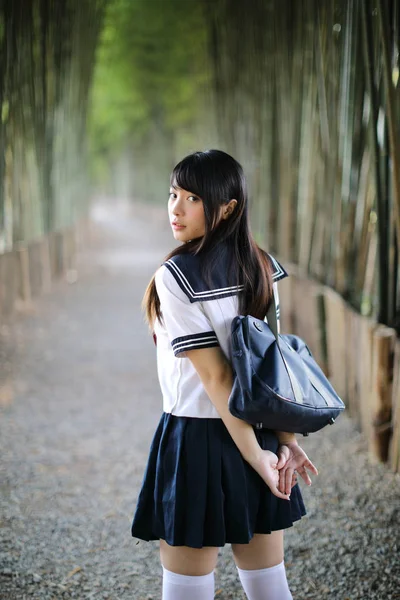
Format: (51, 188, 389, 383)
(186, 345, 291, 501)
(276, 431, 297, 444)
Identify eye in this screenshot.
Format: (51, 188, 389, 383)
(168, 192, 199, 202)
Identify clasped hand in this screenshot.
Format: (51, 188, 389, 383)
(249, 441, 318, 501)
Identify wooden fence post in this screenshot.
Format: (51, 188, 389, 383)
(28, 241, 43, 297)
(16, 245, 32, 309)
(292, 277, 325, 366)
(368, 325, 397, 462)
(389, 340, 400, 472)
(357, 318, 376, 439)
(323, 287, 347, 401)
(345, 307, 360, 422)
(0, 252, 18, 318)
(40, 237, 52, 294)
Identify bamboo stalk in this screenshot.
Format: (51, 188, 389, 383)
(361, 0, 389, 324)
(354, 149, 374, 305)
(377, 0, 400, 255)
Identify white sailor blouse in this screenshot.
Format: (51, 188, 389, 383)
(153, 246, 289, 419)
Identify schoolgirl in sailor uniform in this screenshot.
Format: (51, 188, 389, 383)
(131, 149, 318, 600)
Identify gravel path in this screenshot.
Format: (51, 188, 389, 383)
(1, 199, 399, 600)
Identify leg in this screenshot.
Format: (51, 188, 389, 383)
(159, 539, 219, 600)
(231, 531, 284, 570)
(160, 539, 219, 575)
(231, 532, 292, 600)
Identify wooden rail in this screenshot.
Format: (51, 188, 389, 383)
(0, 218, 91, 319)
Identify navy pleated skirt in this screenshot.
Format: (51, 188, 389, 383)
(131, 412, 306, 549)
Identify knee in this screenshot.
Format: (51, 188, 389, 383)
(232, 532, 284, 570)
(160, 540, 219, 576)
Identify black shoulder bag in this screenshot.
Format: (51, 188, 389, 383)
(228, 288, 345, 435)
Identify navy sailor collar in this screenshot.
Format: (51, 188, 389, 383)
(162, 244, 288, 303)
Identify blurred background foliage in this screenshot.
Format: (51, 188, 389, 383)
(88, 0, 215, 201)
(0, 0, 399, 331)
(0, 0, 105, 243)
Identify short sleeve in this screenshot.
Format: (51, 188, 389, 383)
(155, 266, 220, 357)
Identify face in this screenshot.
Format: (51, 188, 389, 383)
(168, 184, 206, 242)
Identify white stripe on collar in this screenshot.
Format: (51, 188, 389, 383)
(268, 254, 285, 279)
(163, 251, 287, 303)
(165, 259, 244, 300)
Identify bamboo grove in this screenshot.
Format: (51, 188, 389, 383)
(206, 0, 399, 333)
(0, 0, 106, 251)
(0, 2, 399, 447)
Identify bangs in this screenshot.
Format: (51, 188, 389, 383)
(171, 158, 206, 200)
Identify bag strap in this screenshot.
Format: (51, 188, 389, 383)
(266, 287, 333, 408)
(266, 286, 280, 343)
(265, 287, 304, 405)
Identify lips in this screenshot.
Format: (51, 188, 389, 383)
(172, 222, 185, 227)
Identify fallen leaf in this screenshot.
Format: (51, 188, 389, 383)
(66, 566, 82, 579)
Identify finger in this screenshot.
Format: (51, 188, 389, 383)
(276, 451, 286, 470)
(276, 446, 289, 469)
(265, 470, 290, 501)
(305, 459, 318, 476)
(285, 467, 294, 495)
(278, 468, 287, 494)
(299, 451, 318, 476)
(297, 467, 312, 486)
(270, 485, 291, 501)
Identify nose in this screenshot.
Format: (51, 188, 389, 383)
(171, 196, 184, 215)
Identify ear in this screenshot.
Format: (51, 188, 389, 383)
(221, 199, 238, 220)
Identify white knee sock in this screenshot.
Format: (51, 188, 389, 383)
(237, 561, 292, 600)
(162, 565, 215, 600)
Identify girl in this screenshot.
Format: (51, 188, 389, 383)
(131, 149, 318, 600)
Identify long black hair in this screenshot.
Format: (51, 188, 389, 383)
(143, 149, 274, 328)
